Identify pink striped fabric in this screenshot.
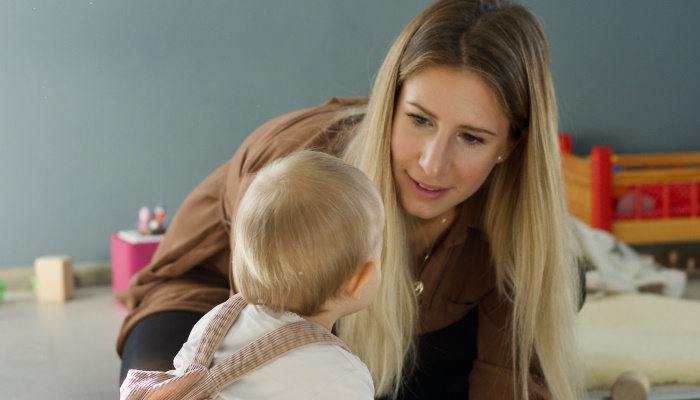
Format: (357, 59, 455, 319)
(120, 294, 348, 400)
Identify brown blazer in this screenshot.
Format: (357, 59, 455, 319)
(116, 97, 549, 399)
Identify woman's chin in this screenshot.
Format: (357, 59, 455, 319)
(402, 203, 443, 221)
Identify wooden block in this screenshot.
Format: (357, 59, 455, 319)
(34, 255, 74, 303)
(611, 370, 650, 400)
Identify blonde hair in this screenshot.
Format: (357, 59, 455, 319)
(342, 0, 584, 398)
(232, 150, 384, 317)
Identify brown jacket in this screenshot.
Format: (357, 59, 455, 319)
(116, 97, 548, 399)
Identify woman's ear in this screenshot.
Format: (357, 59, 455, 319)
(497, 129, 527, 163)
(345, 261, 376, 301)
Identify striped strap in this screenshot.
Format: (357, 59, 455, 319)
(143, 295, 349, 399)
(173, 294, 350, 399)
(203, 319, 349, 394)
(186, 294, 248, 373)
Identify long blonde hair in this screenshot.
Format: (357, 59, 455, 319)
(341, 0, 583, 398)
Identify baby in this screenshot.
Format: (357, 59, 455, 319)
(121, 150, 383, 399)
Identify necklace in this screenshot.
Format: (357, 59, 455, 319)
(412, 213, 450, 296)
(413, 252, 430, 296)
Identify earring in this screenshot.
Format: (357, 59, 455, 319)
(497, 155, 503, 162)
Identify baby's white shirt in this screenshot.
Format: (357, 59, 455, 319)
(172, 303, 375, 400)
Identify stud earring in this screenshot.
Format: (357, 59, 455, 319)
(497, 155, 503, 162)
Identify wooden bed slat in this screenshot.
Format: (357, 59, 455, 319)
(613, 219, 700, 244)
(617, 153, 700, 168)
(613, 168, 700, 186)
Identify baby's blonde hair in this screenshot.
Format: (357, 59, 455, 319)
(232, 150, 384, 317)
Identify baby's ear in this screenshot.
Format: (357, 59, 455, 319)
(345, 261, 376, 301)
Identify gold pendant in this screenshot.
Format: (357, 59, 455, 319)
(413, 280, 424, 296)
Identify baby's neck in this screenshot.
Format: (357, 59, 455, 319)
(294, 296, 355, 333)
(299, 311, 337, 332)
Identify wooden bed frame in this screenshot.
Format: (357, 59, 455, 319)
(560, 134, 700, 245)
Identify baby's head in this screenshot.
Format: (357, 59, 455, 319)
(232, 150, 385, 317)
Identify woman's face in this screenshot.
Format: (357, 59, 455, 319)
(391, 66, 512, 221)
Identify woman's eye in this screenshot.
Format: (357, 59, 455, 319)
(461, 133, 485, 145)
(407, 113, 430, 126)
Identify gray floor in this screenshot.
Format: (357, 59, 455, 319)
(0, 286, 126, 400)
(0, 280, 699, 400)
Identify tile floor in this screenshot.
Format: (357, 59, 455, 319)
(1, 280, 699, 400)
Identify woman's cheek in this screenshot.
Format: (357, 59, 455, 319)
(461, 160, 495, 185)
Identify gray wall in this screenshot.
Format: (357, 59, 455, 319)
(1, 1, 699, 268)
(525, 0, 700, 154)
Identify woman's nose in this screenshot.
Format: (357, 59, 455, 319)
(418, 133, 450, 177)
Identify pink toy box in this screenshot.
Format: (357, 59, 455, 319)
(111, 230, 163, 306)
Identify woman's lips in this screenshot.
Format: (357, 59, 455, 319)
(408, 174, 450, 200)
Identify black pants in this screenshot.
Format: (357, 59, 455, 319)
(119, 310, 205, 385)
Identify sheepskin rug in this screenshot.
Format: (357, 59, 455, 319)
(579, 293, 700, 389)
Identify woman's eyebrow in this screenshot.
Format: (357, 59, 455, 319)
(406, 101, 497, 136)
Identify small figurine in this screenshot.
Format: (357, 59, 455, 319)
(153, 202, 169, 232)
(137, 206, 152, 235)
(136, 204, 168, 235)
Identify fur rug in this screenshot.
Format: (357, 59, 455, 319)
(579, 293, 700, 389)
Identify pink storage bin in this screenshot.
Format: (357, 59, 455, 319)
(111, 231, 163, 306)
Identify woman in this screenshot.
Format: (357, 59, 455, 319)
(117, 0, 584, 398)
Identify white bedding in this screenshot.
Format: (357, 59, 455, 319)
(579, 293, 700, 389)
